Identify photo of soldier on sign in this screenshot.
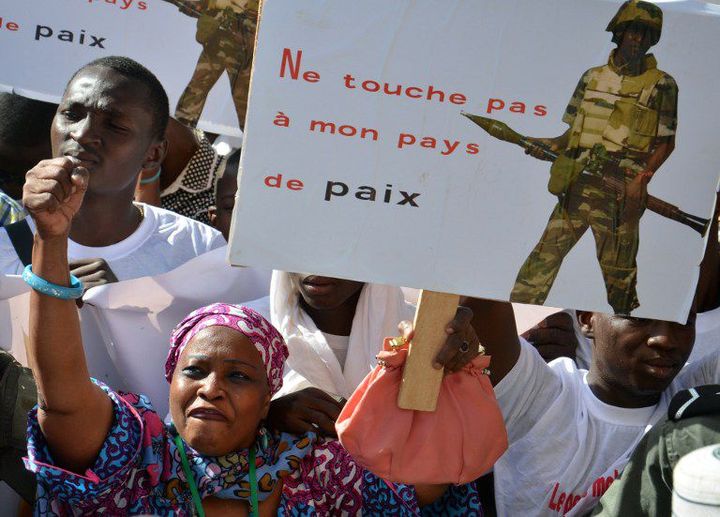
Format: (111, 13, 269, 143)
(463, 1, 707, 315)
(161, 0, 258, 129)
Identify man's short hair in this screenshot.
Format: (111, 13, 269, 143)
(0, 93, 56, 148)
(69, 56, 169, 140)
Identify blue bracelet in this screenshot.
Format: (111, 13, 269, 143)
(139, 167, 162, 185)
(22, 264, 84, 300)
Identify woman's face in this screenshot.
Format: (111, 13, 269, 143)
(169, 326, 271, 455)
(289, 273, 364, 311)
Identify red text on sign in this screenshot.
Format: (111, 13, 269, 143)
(280, 49, 321, 83)
(309, 120, 379, 141)
(0, 17, 19, 31)
(486, 98, 547, 117)
(264, 173, 304, 191)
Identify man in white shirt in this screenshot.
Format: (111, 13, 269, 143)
(464, 299, 718, 517)
(0, 56, 238, 400)
(0, 56, 225, 284)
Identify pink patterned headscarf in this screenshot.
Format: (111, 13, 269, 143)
(165, 303, 288, 396)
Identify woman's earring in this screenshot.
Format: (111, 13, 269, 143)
(260, 426, 269, 450)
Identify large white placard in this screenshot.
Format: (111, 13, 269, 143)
(229, 0, 720, 322)
(0, 0, 246, 136)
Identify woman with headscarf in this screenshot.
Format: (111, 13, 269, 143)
(21, 165, 482, 514)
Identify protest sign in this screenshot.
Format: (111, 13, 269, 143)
(0, 0, 251, 135)
(229, 0, 720, 322)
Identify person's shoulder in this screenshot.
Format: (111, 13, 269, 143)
(549, 354, 585, 375)
(145, 202, 208, 229)
(304, 436, 363, 484)
(580, 65, 605, 81)
(111, 387, 169, 442)
(91, 378, 161, 420)
(116, 390, 161, 418)
(143, 203, 224, 249)
(495, 338, 560, 397)
(655, 70, 678, 92)
(547, 354, 588, 395)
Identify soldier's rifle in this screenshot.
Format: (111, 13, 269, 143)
(160, 0, 243, 33)
(160, 0, 202, 18)
(461, 112, 710, 237)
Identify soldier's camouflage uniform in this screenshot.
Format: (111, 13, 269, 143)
(510, 1, 677, 314)
(175, 0, 259, 129)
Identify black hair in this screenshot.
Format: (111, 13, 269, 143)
(224, 148, 241, 178)
(0, 93, 56, 148)
(69, 56, 169, 140)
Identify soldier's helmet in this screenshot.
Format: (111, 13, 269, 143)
(606, 0, 663, 46)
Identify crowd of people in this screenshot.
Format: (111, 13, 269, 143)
(0, 1, 719, 515)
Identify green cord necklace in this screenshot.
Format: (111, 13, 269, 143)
(174, 434, 259, 517)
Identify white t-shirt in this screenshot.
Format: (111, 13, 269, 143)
(689, 305, 720, 363)
(494, 339, 720, 517)
(323, 332, 351, 370)
(0, 203, 225, 279)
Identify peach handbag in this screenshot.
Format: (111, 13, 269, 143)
(336, 338, 508, 485)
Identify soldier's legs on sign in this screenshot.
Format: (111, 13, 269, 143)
(175, 43, 226, 128)
(584, 175, 641, 314)
(511, 187, 591, 304)
(219, 37, 252, 130)
(592, 218, 641, 315)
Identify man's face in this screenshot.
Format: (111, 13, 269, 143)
(51, 66, 165, 196)
(583, 312, 695, 398)
(209, 172, 237, 241)
(289, 273, 364, 311)
(617, 25, 653, 63)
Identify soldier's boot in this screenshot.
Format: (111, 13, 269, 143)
(597, 219, 641, 314)
(601, 263, 640, 315)
(229, 67, 251, 130)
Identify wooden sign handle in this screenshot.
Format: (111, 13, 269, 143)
(397, 290, 460, 411)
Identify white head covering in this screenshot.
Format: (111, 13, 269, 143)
(269, 271, 413, 399)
